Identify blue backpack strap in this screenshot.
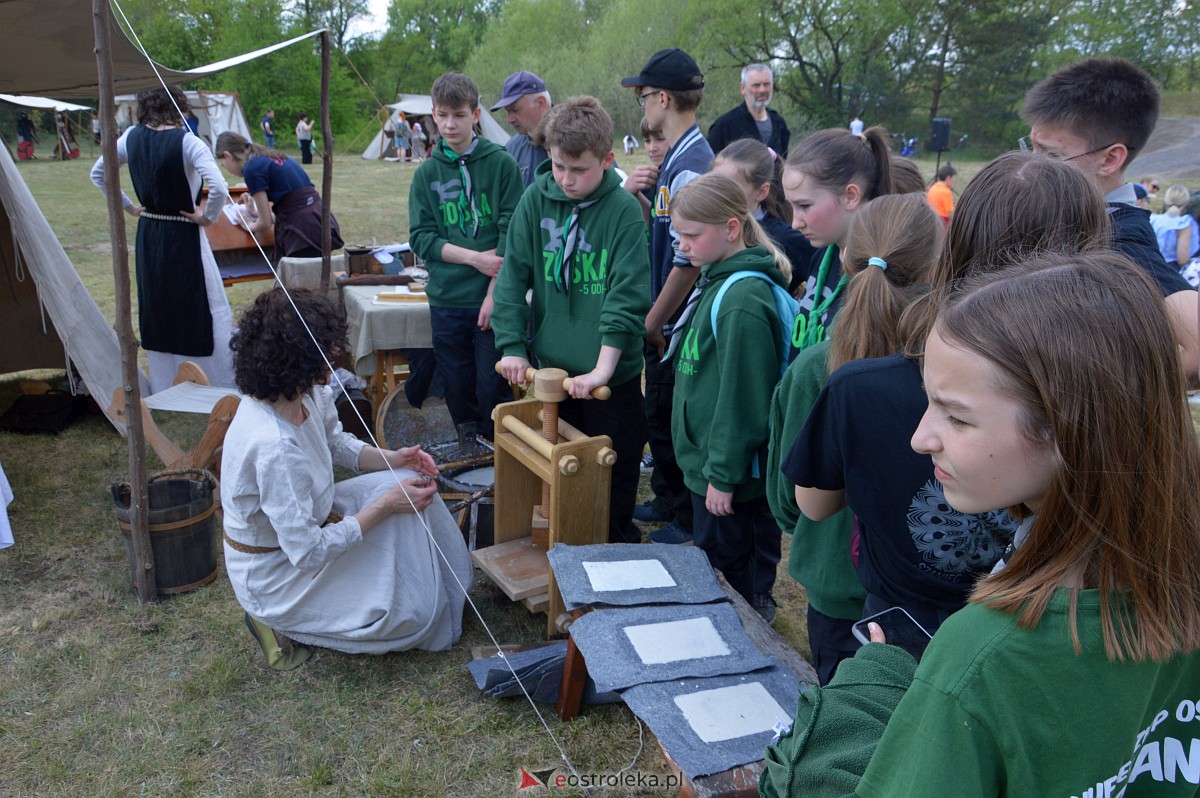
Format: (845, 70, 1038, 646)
(710, 271, 798, 378)
(710, 271, 799, 480)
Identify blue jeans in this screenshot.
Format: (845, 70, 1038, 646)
(429, 305, 510, 438)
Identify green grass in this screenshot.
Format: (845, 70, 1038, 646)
(1, 150, 834, 797)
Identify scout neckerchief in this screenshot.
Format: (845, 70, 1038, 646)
(794, 245, 848, 351)
(551, 197, 600, 293)
(439, 137, 480, 238)
(661, 274, 711, 364)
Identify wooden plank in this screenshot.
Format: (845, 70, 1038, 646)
(470, 640, 560, 660)
(521, 592, 548, 613)
(471, 536, 548, 600)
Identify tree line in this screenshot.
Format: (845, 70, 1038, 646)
(16, 0, 1198, 154)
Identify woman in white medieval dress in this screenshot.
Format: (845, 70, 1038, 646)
(220, 288, 472, 670)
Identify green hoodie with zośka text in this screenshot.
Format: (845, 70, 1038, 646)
(492, 160, 650, 386)
(407, 135, 523, 308)
(672, 246, 788, 502)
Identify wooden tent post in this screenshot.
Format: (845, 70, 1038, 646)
(319, 29, 332, 291)
(93, 0, 156, 602)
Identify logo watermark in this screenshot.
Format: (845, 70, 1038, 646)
(517, 766, 681, 792)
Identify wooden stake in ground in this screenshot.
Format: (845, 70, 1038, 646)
(92, 0, 156, 602)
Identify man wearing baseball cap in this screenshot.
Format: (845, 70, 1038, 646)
(620, 48, 713, 548)
(492, 70, 552, 187)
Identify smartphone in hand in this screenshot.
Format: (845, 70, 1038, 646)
(852, 606, 934, 660)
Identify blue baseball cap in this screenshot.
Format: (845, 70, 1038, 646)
(491, 71, 547, 111)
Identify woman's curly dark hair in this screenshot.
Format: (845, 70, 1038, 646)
(135, 86, 189, 128)
(231, 288, 347, 401)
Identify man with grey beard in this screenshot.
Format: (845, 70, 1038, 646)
(706, 63, 790, 156)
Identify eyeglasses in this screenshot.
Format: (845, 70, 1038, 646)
(1018, 136, 1130, 162)
(636, 89, 664, 108)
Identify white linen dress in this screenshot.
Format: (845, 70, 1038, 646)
(220, 385, 472, 653)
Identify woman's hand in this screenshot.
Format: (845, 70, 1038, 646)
(868, 622, 887, 644)
(380, 477, 438, 514)
(178, 207, 210, 226)
(386, 445, 439, 478)
(124, 205, 143, 218)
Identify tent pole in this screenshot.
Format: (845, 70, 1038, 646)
(320, 29, 332, 291)
(93, 0, 156, 602)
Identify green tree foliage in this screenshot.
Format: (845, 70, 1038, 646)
(102, 0, 1200, 157)
(117, 0, 372, 151)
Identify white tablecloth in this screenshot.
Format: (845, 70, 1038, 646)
(341, 286, 433, 377)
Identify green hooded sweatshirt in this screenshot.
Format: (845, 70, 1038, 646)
(672, 245, 788, 502)
(493, 160, 650, 385)
(766, 340, 865, 621)
(407, 136, 523, 308)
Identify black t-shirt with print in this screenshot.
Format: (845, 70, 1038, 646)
(782, 354, 1015, 613)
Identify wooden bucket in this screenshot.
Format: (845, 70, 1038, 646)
(112, 468, 219, 596)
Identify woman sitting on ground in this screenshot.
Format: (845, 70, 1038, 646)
(220, 288, 472, 670)
(215, 131, 343, 261)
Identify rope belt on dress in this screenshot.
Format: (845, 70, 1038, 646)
(139, 210, 197, 223)
(224, 510, 345, 554)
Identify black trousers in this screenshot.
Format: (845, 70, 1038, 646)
(690, 492, 780, 603)
(429, 305, 510, 438)
(644, 343, 692, 531)
(558, 376, 647, 544)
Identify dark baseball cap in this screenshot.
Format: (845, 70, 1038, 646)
(491, 71, 547, 111)
(620, 49, 705, 92)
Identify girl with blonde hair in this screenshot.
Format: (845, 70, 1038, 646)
(1150, 183, 1200, 270)
(667, 172, 791, 615)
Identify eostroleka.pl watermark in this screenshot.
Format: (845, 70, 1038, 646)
(517, 766, 681, 791)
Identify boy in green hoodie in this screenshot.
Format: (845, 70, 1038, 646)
(494, 96, 651, 544)
(408, 72, 523, 438)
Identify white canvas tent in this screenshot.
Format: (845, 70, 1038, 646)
(361, 94, 511, 160)
(114, 90, 252, 153)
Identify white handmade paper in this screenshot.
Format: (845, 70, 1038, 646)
(674, 682, 789, 743)
(624, 617, 730, 665)
(582, 559, 676, 592)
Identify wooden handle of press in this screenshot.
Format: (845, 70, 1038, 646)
(494, 363, 611, 400)
(562, 377, 610, 400)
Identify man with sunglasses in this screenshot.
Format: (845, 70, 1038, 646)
(1021, 57, 1199, 382)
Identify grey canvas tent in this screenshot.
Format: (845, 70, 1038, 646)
(361, 94, 511, 160)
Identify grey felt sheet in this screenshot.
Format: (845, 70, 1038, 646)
(547, 542, 727, 609)
(568, 603, 773, 692)
(620, 666, 803, 779)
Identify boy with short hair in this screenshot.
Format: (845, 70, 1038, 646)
(622, 118, 667, 223)
(494, 96, 651, 544)
(1021, 57, 1199, 378)
(408, 72, 524, 438)
(926, 164, 956, 225)
(619, 48, 714, 543)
